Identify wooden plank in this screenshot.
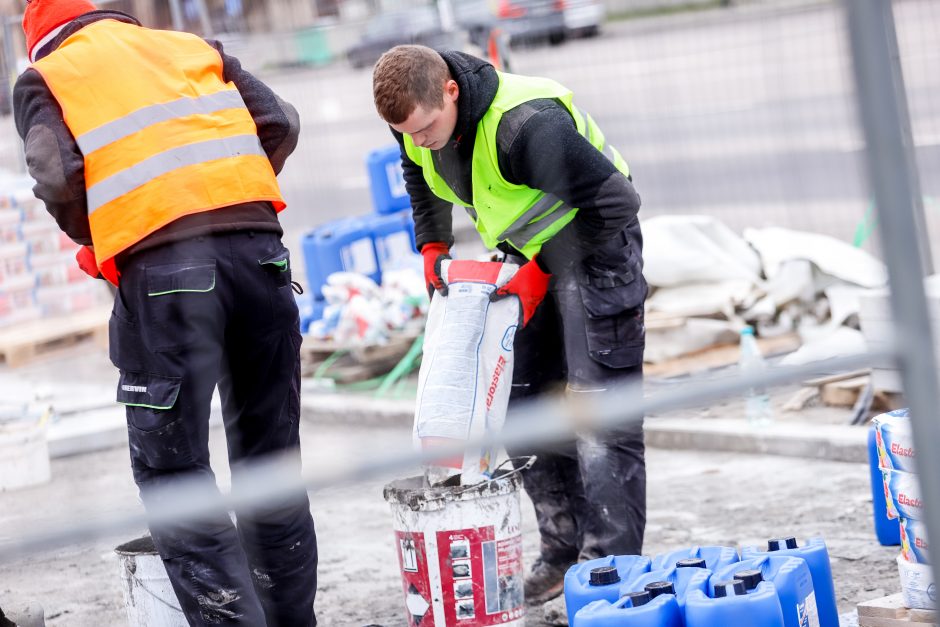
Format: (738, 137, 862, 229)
(820, 375, 871, 408)
(0, 305, 111, 367)
(802, 369, 872, 388)
(645, 332, 801, 378)
(858, 593, 937, 625)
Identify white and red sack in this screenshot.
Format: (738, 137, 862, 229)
(414, 259, 520, 485)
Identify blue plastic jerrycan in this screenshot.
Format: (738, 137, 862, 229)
(685, 579, 786, 627)
(713, 555, 816, 627)
(742, 537, 838, 627)
(573, 586, 683, 627)
(565, 555, 651, 623)
(867, 425, 901, 546)
(301, 217, 380, 298)
(651, 545, 740, 573)
(366, 145, 411, 215)
(621, 561, 712, 612)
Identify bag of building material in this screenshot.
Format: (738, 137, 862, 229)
(414, 259, 519, 485)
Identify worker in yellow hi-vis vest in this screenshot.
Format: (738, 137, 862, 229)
(14, 1, 317, 624)
(373, 45, 648, 608)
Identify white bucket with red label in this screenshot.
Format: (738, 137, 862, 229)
(383, 459, 533, 626)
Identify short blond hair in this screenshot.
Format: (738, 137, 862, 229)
(373, 45, 451, 124)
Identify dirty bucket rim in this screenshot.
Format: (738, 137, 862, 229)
(383, 456, 535, 508)
(115, 535, 159, 556)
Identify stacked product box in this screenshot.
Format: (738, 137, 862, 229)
(873, 408, 933, 610)
(0, 175, 110, 328)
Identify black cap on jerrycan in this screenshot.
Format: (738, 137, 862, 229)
(625, 591, 651, 607)
(713, 579, 747, 598)
(733, 569, 763, 591)
(676, 558, 707, 569)
(768, 537, 798, 551)
(589, 566, 621, 587)
(644, 581, 676, 599)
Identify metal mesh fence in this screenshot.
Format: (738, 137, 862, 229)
(0, 0, 938, 621)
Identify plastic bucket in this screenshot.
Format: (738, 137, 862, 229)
(115, 536, 187, 627)
(0, 411, 51, 491)
(383, 459, 532, 626)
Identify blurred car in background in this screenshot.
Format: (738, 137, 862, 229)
(453, 0, 567, 49)
(347, 6, 465, 69)
(563, 0, 604, 37)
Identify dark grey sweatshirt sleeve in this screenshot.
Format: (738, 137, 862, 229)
(497, 99, 640, 246)
(391, 129, 455, 250)
(211, 41, 299, 174)
(13, 68, 91, 245)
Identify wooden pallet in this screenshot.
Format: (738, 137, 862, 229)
(858, 593, 937, 626)
(0, 305, 111, 367)
(797, 370, 903, 411)
(299, 329, 421, 383)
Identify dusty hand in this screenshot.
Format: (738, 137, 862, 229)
(421, 242, 451, 298)
(489, 256, 551, 327)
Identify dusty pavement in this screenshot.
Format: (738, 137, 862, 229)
(0, 346, 902, 626)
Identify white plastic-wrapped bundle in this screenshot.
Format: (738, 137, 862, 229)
(414, 260, 520, 485)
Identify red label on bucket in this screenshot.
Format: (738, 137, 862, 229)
(395, 531, 436, 626)
(437, 527, 524, 624)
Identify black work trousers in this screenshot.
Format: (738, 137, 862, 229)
(109, 231, 317, 626)
(507, 221, 647, 565)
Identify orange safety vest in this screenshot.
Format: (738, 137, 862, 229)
(31, 19, 285, 285)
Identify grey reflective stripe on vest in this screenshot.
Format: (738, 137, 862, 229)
(497, 192, 572, 248)
(76, 90, 247, 155)
(86, 134, 266, 214)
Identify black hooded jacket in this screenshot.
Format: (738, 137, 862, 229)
(391, 51, 641, 257)
(13, 11, 298, 260)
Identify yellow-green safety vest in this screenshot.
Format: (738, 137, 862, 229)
(404, 71, 629, 259)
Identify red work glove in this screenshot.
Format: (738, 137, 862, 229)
(421, 242, 451, 298)
(489, 256, 551, 327)
(75, 245, 103, 280)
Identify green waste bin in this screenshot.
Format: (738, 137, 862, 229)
(296, 27, 332, 66)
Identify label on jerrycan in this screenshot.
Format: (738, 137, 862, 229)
(797, 590, 818, 627)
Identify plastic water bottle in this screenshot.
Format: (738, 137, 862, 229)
(739, 326, 773, 426)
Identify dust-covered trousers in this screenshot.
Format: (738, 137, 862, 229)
(507, 219, 647, 565)
(109, 231, 317, 626)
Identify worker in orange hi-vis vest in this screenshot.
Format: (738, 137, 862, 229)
(14, 1, 318, 624)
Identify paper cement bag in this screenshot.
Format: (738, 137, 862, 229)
(414, 259, 520, 485)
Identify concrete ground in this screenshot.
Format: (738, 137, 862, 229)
(0, 342, 904, 626)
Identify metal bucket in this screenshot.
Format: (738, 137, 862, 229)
(383, 458, 534, 627)
(115, 536, 187, 627)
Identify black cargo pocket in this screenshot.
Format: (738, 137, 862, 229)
(144, 261, 216, 352)
(118, 371, 191, 471)
(258, 247, 291, 288)
(109, 285, 146, 371)
(259, 247, 298, 325)
(579, 270, 647, 369)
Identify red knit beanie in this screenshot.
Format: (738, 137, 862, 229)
(23, 0, 98, 62)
